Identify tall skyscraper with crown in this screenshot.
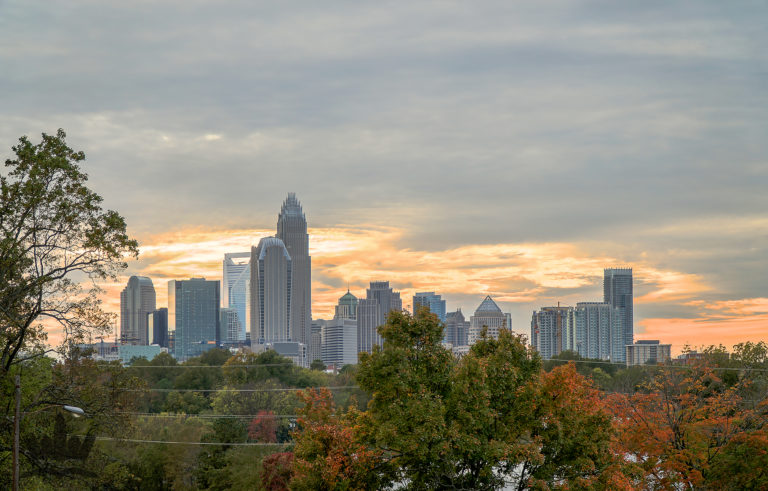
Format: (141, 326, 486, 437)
(277, 193, 312, 358)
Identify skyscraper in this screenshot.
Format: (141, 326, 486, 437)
(168, 278, 220, 361)
(335, 289, 358, 320)
(604, 268, 634, 350)
(147, 308, 168, 347)
(357, 281, 402, 354)
(223, 252, 250, 341)
(250, 237, 292, 345)
(444, 309, 470, 346)
(530, 306, 574, 359)
(120, 276, 156, 345)
(574, 302, 621, 361)
(277, 193, 312, 358)
(412, 292, 447, 322)
(468, 296, 511, 344)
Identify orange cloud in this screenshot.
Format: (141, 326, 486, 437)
(58, 224, 760, 351)
(640, 314, 768, 355)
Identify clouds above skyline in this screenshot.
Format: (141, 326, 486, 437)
(1, 1, 766, 351)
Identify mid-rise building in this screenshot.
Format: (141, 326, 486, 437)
(412, 292, 447, 322)
(322, 318, 358, 368)
(604, 268, 633, 351)
(277, 193, 312, 361)
(357, 281, 402, 353)
(250, 237, 292, 345)
(626, 340, 671, 366)
(147, 308, 168, 347)
(444, 309, 470, 347)
(168, 278, 220, 361)
(120, 276, 156, 345)
(223, 252, 250, 341)
(469, 296, 511, 344)
(530, 305, 574, 359)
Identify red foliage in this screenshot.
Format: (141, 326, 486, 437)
(260, 452, 294, 491)
(248, 409, 278, 443)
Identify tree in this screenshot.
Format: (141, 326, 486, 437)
(610, 359, 767, 488)
(309, 359, 326, 371)
(249, 410, 278, 443)
(290, 388, 383, 490)
(0, 129, 138, 372)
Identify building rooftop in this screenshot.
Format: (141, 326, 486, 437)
(475, 295, 502, 313)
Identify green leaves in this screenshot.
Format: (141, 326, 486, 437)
(1, 129, 138, 372)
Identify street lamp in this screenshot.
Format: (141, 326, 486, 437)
(12, 375, 86, 491)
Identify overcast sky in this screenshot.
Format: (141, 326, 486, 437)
(2, 1, 766, 351)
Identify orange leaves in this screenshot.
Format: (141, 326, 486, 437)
(608, 360, 763, 489)
(291, 388, 383, 490)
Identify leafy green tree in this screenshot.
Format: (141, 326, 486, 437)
(309, 359, 326, 371)
(0, 129, 138, 372)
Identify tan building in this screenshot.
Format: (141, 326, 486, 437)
(626, 340, 671, 366)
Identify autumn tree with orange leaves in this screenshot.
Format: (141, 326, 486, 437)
(610, 358, 768, 489)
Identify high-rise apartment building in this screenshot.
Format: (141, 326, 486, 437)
(444, 309, 470, 346)
(335, 289, 358, 320)
(168, 278, 220, 361)
(412, 292, 447, 322)
(469, 296, 511, 344)
(530, 305, 574, 359)
(574, 302, 622, 361)
(604, 268, 633, 349)
(357, 281, 402, 354)
(120, 276, 156, 345)
(250, 237, 292, 345)
(223, 252, 250, 341)
(277, 193, 312, 358)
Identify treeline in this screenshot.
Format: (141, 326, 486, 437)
(4, 313, 768, 489)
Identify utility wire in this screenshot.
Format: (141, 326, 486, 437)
(119, 412, 300, 419)
(90, 436, 290, 446)
(123, 363, 297, 369)
(128, 385, 360, 393)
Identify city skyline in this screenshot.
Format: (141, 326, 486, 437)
(2, 2, 765, 354)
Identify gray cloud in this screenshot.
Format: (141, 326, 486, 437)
(1, 0, 767, 334)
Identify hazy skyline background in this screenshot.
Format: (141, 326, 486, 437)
(1, 1, 766, 351)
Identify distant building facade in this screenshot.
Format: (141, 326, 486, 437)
(223, 252, 250, 341)
(357, 281, 402, 353)
(413, 292, 447, 322)
(444, 309, 470, 347)
(574, 302, 622, 361)
(335, 290, 358, 320)
(250, 237, 292, 345)
(147, 308, 168, 347)
(322, 318, 358, 368)
(469, 296, 511, 344)
(626, 340, 671, 366)
(120, 276, 156, 345)
(277, 193, 312, 361)
(604, 268, 633, 351)
(168, 278, 220, 361)
(219, 307, 242, 346)
(531, 306, 574, 359)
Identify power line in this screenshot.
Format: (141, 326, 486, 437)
(119, 412, 300, 419)
(127, 385, 360, 393)
(123, 363, 297, 369)
(90, 436, 290, 446)
(545, 358, 768, 373)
